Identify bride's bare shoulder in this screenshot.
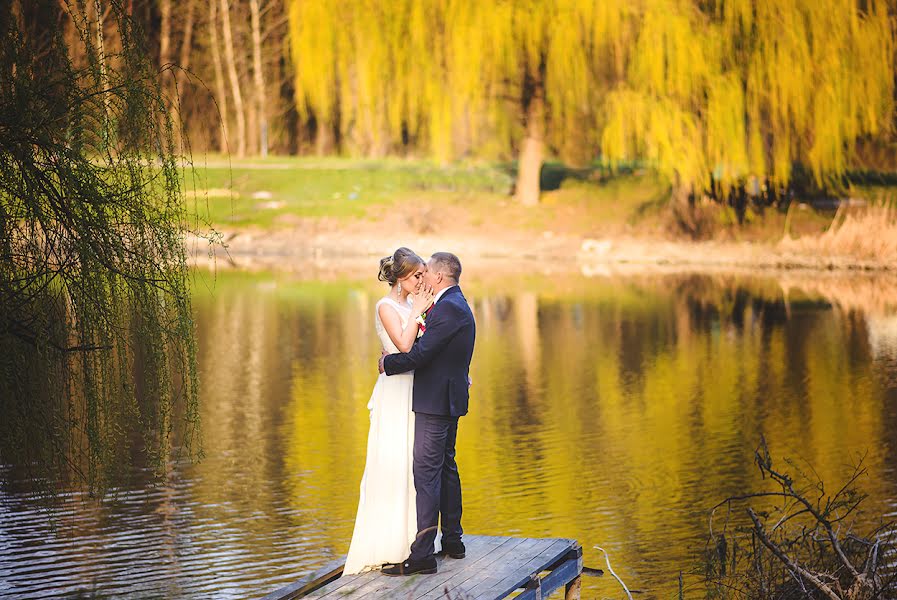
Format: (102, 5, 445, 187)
(376, 297, 398, 314)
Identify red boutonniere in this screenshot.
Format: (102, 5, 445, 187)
(415, 305, 434, 338)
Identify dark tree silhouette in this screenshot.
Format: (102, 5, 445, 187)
(0, 0, 202, 497)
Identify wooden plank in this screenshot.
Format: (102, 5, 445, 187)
(542, 546, 584, 599)
(451, 538, 556, 599)
(314, 536, 510, 599)
(347, 535, 499, 600)
(564, 574, 582, 600)
(462, 538, 574, 599)
(519, 544, 583, 600)
(516, 556, 582, 600)
(307, 536, 480, 600)
(345, 572, 423, 599)
(306, 571, 370, 598)
(304, 561, 373, 598)
(263, 535, 583, 600)
(259, 556, 346, 600)
(396, 537, 523, 598)
(415, 537, 545, 599)
(401, 536, 528, 599)
(346, 535, 505, 600)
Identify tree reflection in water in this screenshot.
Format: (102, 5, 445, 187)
(2, 270, 895, 599)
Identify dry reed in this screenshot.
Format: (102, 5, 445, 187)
(780, 197, 897, 262)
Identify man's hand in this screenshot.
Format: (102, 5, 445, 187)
(378, 350, 388, 374)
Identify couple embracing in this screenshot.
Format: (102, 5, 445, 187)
(343, 248, 476, 577)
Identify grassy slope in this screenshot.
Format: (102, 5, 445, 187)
(183, 156, 874, 243)
(182, 157, 511, 226)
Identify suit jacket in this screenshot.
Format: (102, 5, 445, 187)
(383, 285, 475, 417)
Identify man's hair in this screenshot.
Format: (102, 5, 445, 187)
(429, 252, 462, 283)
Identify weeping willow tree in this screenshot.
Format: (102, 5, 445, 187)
(289, 0, 894, 209)
(0, 0, 200, 496)
(287, 0, 634, 204)
(602, 0, 895, 206)
(441, 0, 634, 204)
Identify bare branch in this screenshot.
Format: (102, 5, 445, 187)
(755, 448, 861, 579)
(747, 508, 842, 600)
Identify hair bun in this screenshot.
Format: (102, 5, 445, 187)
(377, 247, 424, 285)
(378, 255, 396, 283)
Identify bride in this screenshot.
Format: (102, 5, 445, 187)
(343, 247, 438, 575)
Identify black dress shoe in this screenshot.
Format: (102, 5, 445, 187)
(382, 557, 437, 576)
(438, 540, 466, 559)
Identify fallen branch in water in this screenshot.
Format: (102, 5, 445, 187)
(595, 546, 633, 600)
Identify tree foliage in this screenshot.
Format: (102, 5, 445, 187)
(603, 0, 895, 196)
(288, 0, 631, 158)
(0, 0, 199, 495)
(288, 0, 895, 200)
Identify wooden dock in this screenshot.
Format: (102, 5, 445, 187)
(261, 535, 584, 600)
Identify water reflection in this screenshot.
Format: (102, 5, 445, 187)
(1, 271, 896, 598)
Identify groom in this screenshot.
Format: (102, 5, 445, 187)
(378, 252, 476, 576)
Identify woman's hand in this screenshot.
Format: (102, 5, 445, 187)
(411, 284, 434, 317)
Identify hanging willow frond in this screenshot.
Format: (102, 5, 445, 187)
(287, 0, 631, 163)
(603, 0, 895, 194)
(288, 0, 894, 195)
(0, 0, 200, 497)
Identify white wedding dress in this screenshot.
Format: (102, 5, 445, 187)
(342, 297, 440, 575)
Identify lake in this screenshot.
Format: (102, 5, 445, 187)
(2, 268, 896, 598)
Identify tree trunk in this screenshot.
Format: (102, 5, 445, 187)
(249, 0, 268, 157)
(515, 86, 544, 206)
(158, 0, 175, 141)
(670, 175, 700, 237)
(62, 1, 84, 67)
(208, 0, 229, 155)
(315, 121, 334, 155)
(168, 0, 196, 153)
(93, 0, 111, 135)
(159, 0, 171, 69)
(175, 0, 196, 92)
(219, 0, 246, 157)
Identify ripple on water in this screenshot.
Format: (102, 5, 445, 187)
(0, 466, 329, 600)
(4, 274, 897, 598)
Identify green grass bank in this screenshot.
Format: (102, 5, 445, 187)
(182, 157, 897, 272)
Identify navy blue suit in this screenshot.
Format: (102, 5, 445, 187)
(383, 285, 475, 560)
(384, 285, 475, 417)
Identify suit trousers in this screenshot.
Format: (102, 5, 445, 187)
(408, 412, 463, 561)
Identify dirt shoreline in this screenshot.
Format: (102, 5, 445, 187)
(187, 226, 895, 276)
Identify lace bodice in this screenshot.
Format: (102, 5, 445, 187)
(374, 297, 412, 354)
